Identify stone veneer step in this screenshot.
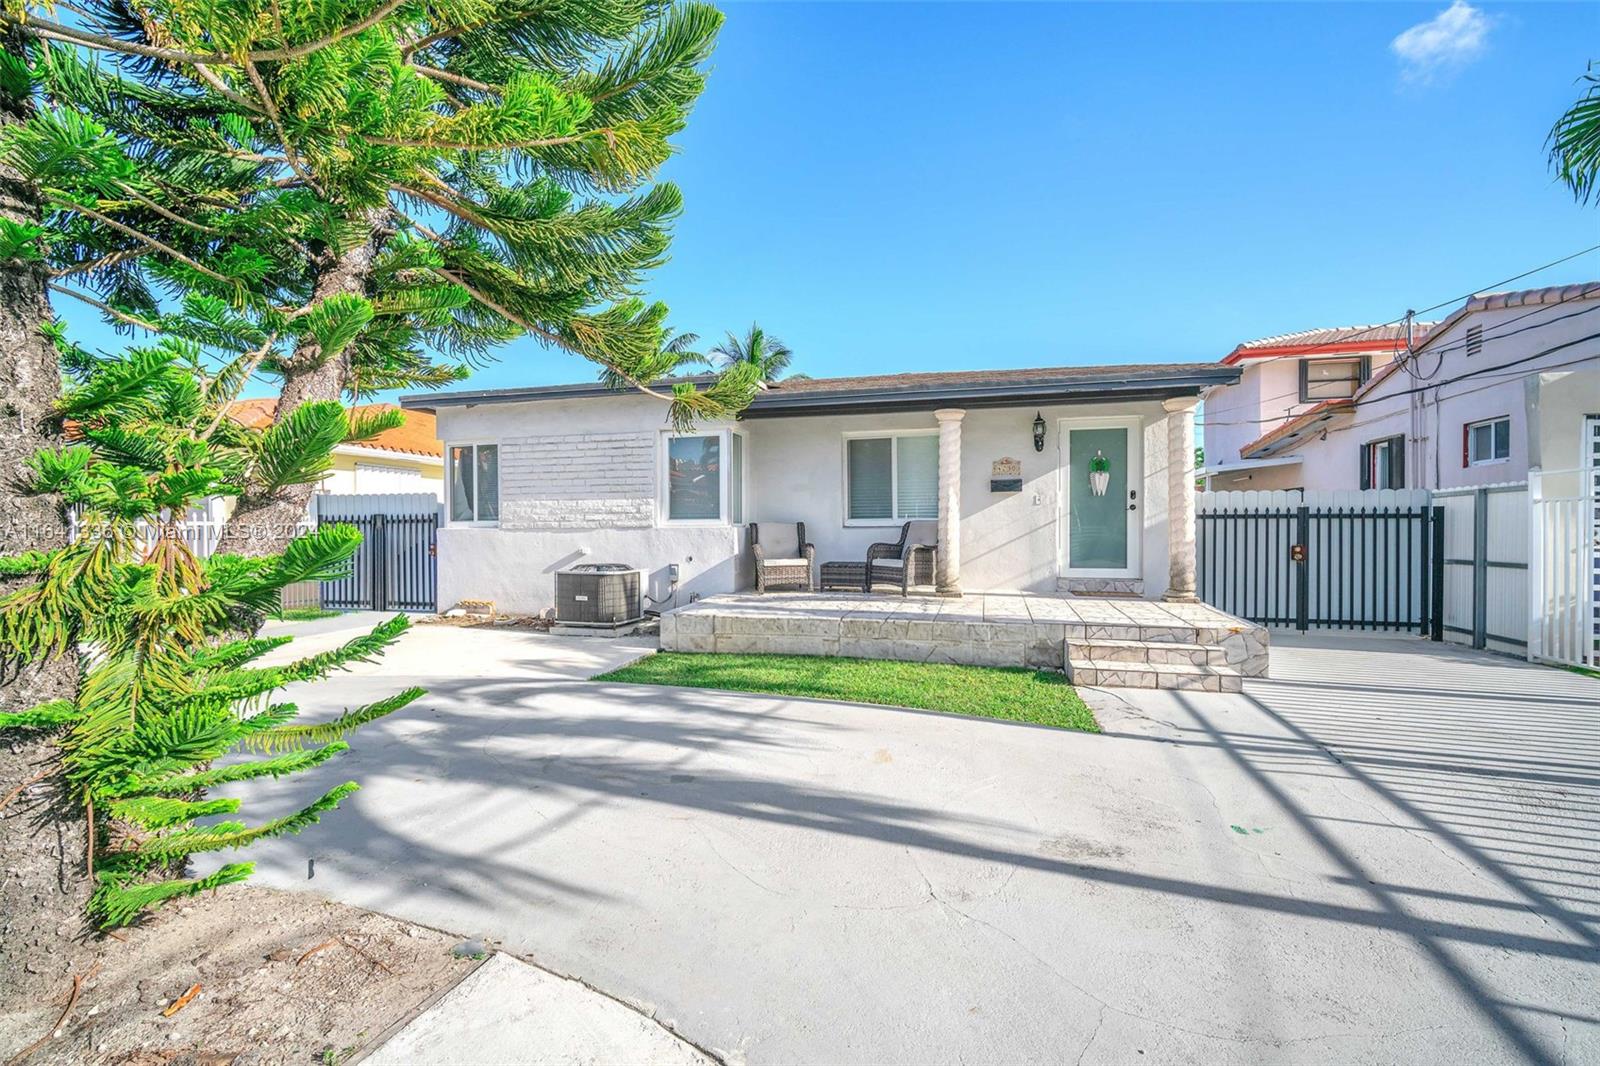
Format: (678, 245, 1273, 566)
(1066, 659, 1246, 693)
(1066, 637, 1229, 667)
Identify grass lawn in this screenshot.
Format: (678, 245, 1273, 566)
(271, 607, 342, 622)
(597, 652, 1099, 732)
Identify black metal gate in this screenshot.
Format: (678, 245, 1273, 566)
(1198, 503, 1444, 634)
(318, 511, 438, 612)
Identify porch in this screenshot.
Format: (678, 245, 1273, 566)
(659, 591, 1269, 691)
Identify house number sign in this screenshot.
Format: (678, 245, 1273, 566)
(990, 457, 1022, 493)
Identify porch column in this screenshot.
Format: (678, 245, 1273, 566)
(1162, 396, 1200, 602)
(934, 408, 965, 595)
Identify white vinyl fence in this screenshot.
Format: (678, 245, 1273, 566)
(1434, 482, 1531, 658)
(1527, 468, 1600, 669)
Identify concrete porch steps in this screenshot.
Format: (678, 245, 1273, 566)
(1067, 658, 1246, 692)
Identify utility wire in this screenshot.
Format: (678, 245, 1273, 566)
(1196, 299, 1600, 427)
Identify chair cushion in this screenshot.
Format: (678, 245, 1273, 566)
(758, 523, 801, 556)
(872, 558, 904, 570)
(906, 520, 939, 546)
(761, 557, 808, 568)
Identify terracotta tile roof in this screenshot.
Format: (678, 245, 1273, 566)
(1461, 281, 1600, 312)
(229, 399, 442, 459)
(1417, 282, 1600, 352)
(1222, 321, 1436, 364)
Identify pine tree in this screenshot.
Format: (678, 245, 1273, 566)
(0, 28, 90, 1003)
(0, 0, 760, 556)
(0, 336, 421, 929)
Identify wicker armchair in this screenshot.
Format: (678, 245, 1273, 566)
(751, 521, 815, 593)
(867, 520, 938, 595)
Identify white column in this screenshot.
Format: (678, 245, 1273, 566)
(934, 409, 965, 595)
(1162, 396, 1200, 602)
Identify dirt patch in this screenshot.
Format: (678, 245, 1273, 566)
(0, 886, 477, 1065)
(414, 612, 552, 630)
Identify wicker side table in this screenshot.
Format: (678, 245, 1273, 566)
(819, 560, 868, 592)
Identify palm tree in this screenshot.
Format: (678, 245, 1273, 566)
(1550, 63, 1600, 205)
(710, 324, 794, 383)
(600, 329, 708, 391)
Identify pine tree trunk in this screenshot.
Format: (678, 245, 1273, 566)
(0, 33, 91, 1005)
(214, 211, 389, 558)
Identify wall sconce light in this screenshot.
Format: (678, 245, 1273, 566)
(1032, 412, 1046, 453)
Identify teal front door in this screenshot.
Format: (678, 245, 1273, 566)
(1061, 420, 1141, 578)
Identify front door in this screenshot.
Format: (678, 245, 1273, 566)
(1059, 418, 1141, 579)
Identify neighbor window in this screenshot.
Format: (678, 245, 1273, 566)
(1360, 435, 1405, 490)
(448, 444, 499, 523)
(1299, 357, 1369, 402)
(845, 432, 939, 523)
(1465, 417, 1511, 466)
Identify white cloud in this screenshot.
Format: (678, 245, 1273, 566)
(1390, 1, 1491, 82)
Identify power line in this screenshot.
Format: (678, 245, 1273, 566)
(1196, 299, 1600, 427)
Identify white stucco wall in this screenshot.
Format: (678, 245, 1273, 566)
(1202, 348, 1399, 490)
(430, 392, 1185, 612)
(745, 401, 1172, 595)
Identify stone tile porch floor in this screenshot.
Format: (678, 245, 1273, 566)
(657, 591, 1271, 683)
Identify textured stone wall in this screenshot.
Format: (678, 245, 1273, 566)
(498, 431, 655, 530)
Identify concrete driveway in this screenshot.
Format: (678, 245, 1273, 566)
(221, 622, 1599, 1065)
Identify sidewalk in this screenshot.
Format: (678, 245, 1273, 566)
(362, 953, 712, 1065)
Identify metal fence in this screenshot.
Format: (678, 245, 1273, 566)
(1198, 489, 1441, 634)
(316, 493, 440, 612)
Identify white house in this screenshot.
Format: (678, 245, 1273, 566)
(1200, 322, 1426, 491)
(1202, 283, 1600, 495)
(401, 362, 1239, 615)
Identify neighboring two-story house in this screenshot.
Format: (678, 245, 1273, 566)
(1201, 283, 1600, 495)
(1200, 322, 1428, 491)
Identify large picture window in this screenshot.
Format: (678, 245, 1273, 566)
(845, 432, 939, 523)
(448, 443, 499, 524)
(659, 429, 746, 525)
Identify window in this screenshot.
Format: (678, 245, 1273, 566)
(1299, 357, 1370, 402)
(667, 434, 721, 520)
(659, 429, 746, 524)
(730, 432, 744, 525)
(1360, 435, 1405, 490)
(1464, 417, 1511, 466)
(845, 432, 939, 523)
(448, 444, 499, 523)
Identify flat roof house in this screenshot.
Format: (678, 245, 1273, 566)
(401, 361, 1239, 615)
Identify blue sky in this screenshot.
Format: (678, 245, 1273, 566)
(547, 0, 1599, 389)
(67, 1, 1600, 395)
